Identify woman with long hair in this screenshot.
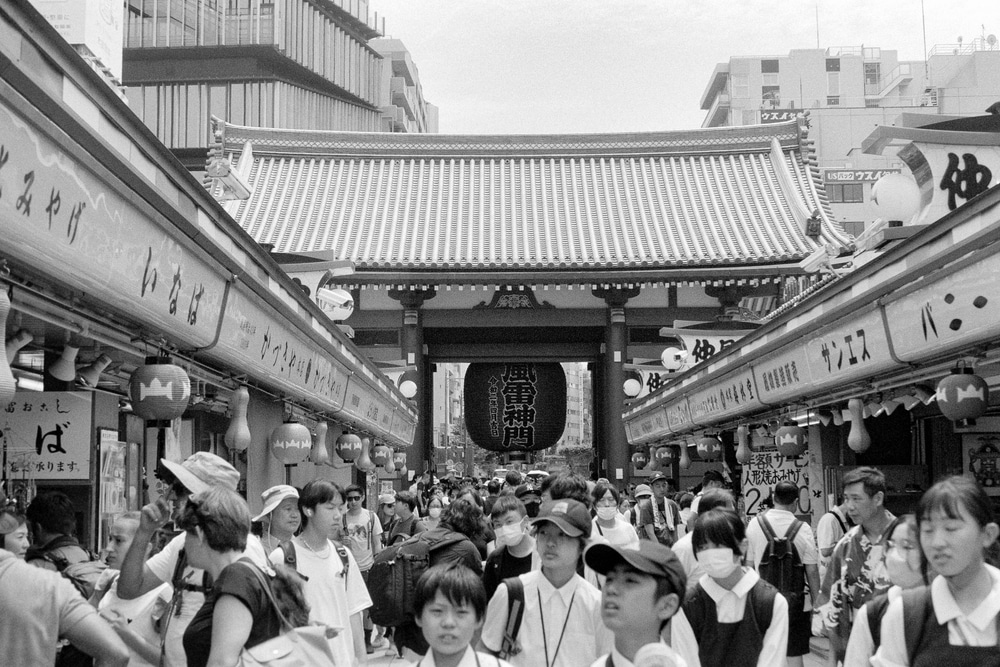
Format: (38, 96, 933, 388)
(591, 481, 640, 550)
(423, 496, 445, 530)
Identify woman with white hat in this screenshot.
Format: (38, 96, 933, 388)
(253, 485, 301, 554)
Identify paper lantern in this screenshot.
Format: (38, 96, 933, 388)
(623, 371, 643, 398)
(0, 292, 16, 404)
(335, 433, 362, 461)
(129, 358, 191, 420)
(847, 398, 871, 453)
(356, 437, 376, 472)
(393, 450, 408, 475)
(463, 363, 566, 452)
(373, 443, 390, 467)
(735, 425, 752, 464)
(224, 386, 252, 452)
(678, 443, 692, 469)
(871, 173, 920, 224)
(631, 451, 649, 469)
(398, 371, 418, 399)
(310, 422, 330, 465)
(696, 436, 722, 462)
(936, 367, 990, 427)
(269, 421, 311, 465)
(655, 445, 674, 466)
(775, 421, 807, 458)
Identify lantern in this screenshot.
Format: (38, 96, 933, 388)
(398, 371, 418, 399)
(678, 442, 692, 469)
(393, 450, 408, 477)
(631, 451, 649, 470)
(356, 437, 376, 472)
(936, 367, 990, 427)
(775, 421, 807, 458)
(224, 386, 252, 452)
(463, 363, 566, 451)
(129, 357, 191, 421)
(335, 433, 362, 461)
(623, 370, 643, 398)
(847, 398, 871, 453)
(384, 447, 396, 473)
(655, 445, 674, 466)
(871, 173, 920, 225)
(696, 436, 722, 462)
(373, 443, 390, 467)
(269, 421, 311, 465)
(310, 422, 330, 465)
(735, 425, 752, 464)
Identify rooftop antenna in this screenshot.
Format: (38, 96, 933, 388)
(921, 0, 929, 78)
(815, 1, 820, 49)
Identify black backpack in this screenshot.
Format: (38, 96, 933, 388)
(42, 536, 107, 600)
(498, 576, 526, 661)
(275, 539, 350, 585)
(756, 512, 806, 613)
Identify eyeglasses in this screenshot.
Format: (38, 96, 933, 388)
(346, 496, 362, 502)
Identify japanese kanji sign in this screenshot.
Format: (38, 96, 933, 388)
(3, 392, 92, 480)
(463, 363, 567, 451)
(740, 447, 811, 518)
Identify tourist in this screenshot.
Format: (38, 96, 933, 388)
(252, 485, 301, 555)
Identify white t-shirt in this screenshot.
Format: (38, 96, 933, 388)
(816, 507, 850, 580)
(589, 644, 688, 667)
(342, 509, 382, 571)
(270, 536, 371, 667)
(146, 532, 268, 667)
(95, 570, 171, 667)
(745, 508, 819, 610)
(591, 515, 640, 550)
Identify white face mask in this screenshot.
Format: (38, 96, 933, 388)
(495, 522, 524, 547)
(697, 547, 739, 579)
(885, 548, 923, 589)
(596, 507, 618, 521)
(428, 507, 442, 519)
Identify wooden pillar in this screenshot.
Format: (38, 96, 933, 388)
(389, 288, 435, 477)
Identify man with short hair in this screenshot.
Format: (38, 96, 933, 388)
(514, 484, 542, 519)
(341, 483, 384, 653)
(746, 481, 822, 667)
(688, 469, 726, 518)
(483, 495, 537, 599)
(483, 479, 502, 516)
(25, 490, 92, 571)
(638, 471, 682, 546)
(252, 484, 300, 554)
(817, 466, 895, 665)
(387, 490, 427, 545)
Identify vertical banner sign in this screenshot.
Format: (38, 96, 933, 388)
(740, 447, 811, 518)
(2, 392, 93, 480)
(463, 363, 566, 451)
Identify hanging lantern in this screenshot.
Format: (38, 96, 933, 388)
(0, 292, 16, 404)
(310, 422, 331, 465)
(355, 437, 376, 472)
(696, 435, 722, 462)
(463, 363, 566, 452)
(393, 450, 408, 477)
(384, 447, 396, 473)
(129, 357, 191, 421)
(735, 425, 752, 464)
(631, 450, 649, 470)
(775, 421, 807, 458)
(655, 445, 674, 466)
(678, 442, 692, 469)
(335, 433, 362, 461)
(847, 398, 871, 453)
(623, 370, 643, 398)
(269, 421, 311, 465)
(936, 367, 990, 427)
(223, 386, 252, 452)
(373, 443, 390, 467)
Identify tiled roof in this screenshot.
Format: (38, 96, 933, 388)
(222, 120, 851, 278)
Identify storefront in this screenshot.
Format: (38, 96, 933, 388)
(0, 0, 416, 550)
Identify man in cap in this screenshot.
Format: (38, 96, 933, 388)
(480, 498, 612, 666)
(253, 484, 300, 554)
(514, 484, 542, 519)
(584, 541, 688, 667)
(116, 452, 268, 667)
(688, 469, 726, 519)
(638, 472, 682, 547)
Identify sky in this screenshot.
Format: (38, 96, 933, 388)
(369, 0, 998, 134)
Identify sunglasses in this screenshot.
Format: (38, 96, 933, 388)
(346, 496, 362, 502)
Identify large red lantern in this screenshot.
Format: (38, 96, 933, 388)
(696, 436, 722, 461)
(936, 367, 990, 427)
(655, 445, 674, 466)
(335, 433, 362, 461)
(269, 421, 311, 465)
(631, 451, 649, 469)
(129, 357, 191, 420)
(373, 443, 390, 467)
(463, 363, 566, 452)
(775, 421, 807, 457)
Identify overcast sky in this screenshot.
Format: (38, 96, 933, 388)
(369, 0, 997, 134)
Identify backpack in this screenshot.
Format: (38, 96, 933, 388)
(498, 576, 526, 661)
(367, 530, 466, 627)
(756, 512, 806, 613)
(276, 539, 350, 585)
(42, 536, 107, 600)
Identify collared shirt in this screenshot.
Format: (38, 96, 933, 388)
(589, 644, 689, 667)
(409, 645, 514, 667)
(844, 585, 902, 667)
(482, 570, 612, 667)
(670, 568, 789, 667)
(746, 508, 819, 609)
(672, 533, 704, 592)
(872, 564, 1000, 666)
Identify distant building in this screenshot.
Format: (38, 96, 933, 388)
(371, 38, 439, 133)
(699, 39, 1000, 234)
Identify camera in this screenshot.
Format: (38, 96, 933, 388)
(316, 288, 354, 320)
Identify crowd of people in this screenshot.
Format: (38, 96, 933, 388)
(3, 456, 1000, 666)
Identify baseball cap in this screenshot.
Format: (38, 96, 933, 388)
(252, 485, 299, 522)
(634, 484, 653, 499)
(160, 452, 239, 495)
(647, 471, 669, 485)
(514, 484, 540, 501)
(584, 541, 687, 603)
(378, 492, 397, 505)
(530, 498, 591, 538)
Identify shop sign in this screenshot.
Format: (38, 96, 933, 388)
(658, 327, 751, 372)
(824, 169, 900, 183)
(804, 308, 898, 385)
(2, 392, 92, 480)
(664, 398, 694, 434)
(341, 375, 385, 432)
(740, 447, 811, 517)
(760, 109, 800, 124)
(630, 406, 669, 444)
(905, 143, 999, 222)
(883, 252, 1000, 363)
(755, 346, 812, 405)
(688, 369, 762, 426)
(0, 101, 227, 350)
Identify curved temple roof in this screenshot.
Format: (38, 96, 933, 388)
(219, 119, 851, 282)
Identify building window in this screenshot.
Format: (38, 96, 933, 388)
(762, 85, 780, 107)
(864, 62, 881, 86)
(827, 95, 840, 106)
(828, 183, 864, 203)
(826, 58, 840, 72)
(761, 59, 779, 74)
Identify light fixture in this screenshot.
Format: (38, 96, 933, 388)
(77, 354, 112, 387)
(398, 370, 419, 399)
(49, 345, 80, 382)
(660, 347, 688, 371)
(623, 370, 643, 398)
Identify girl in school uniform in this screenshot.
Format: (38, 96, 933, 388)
(872, 476, 1000, 667)
(670, 508, 788, 667)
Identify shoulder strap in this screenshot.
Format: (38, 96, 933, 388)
(43, 550, 71, 571)
(786, 519, 804, 544)
(334, 543, 350, 586)
(866, 593, 892, 650)
(752, 580, 776, 633)
(757, 513, 777, 542)
(171, 547, 189, 587)
(500, 576, 526, 659)
(903, 586, 933, 665)
(239, 561, 294, 632)
(595, 521, 604, 536)
(831, 509, 849, 534)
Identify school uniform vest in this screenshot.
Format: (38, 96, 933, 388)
(683, 579, 777, 667)
(905, 588, 1000, 667)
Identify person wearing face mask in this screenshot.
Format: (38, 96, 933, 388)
(591, 481, 640, 550)
(671, 509, 789, 667)
(843, 514, 929, 667)
(515, 485, 542, 519)
(482, 496, 538, 599)
(424, 496, 445, 530)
